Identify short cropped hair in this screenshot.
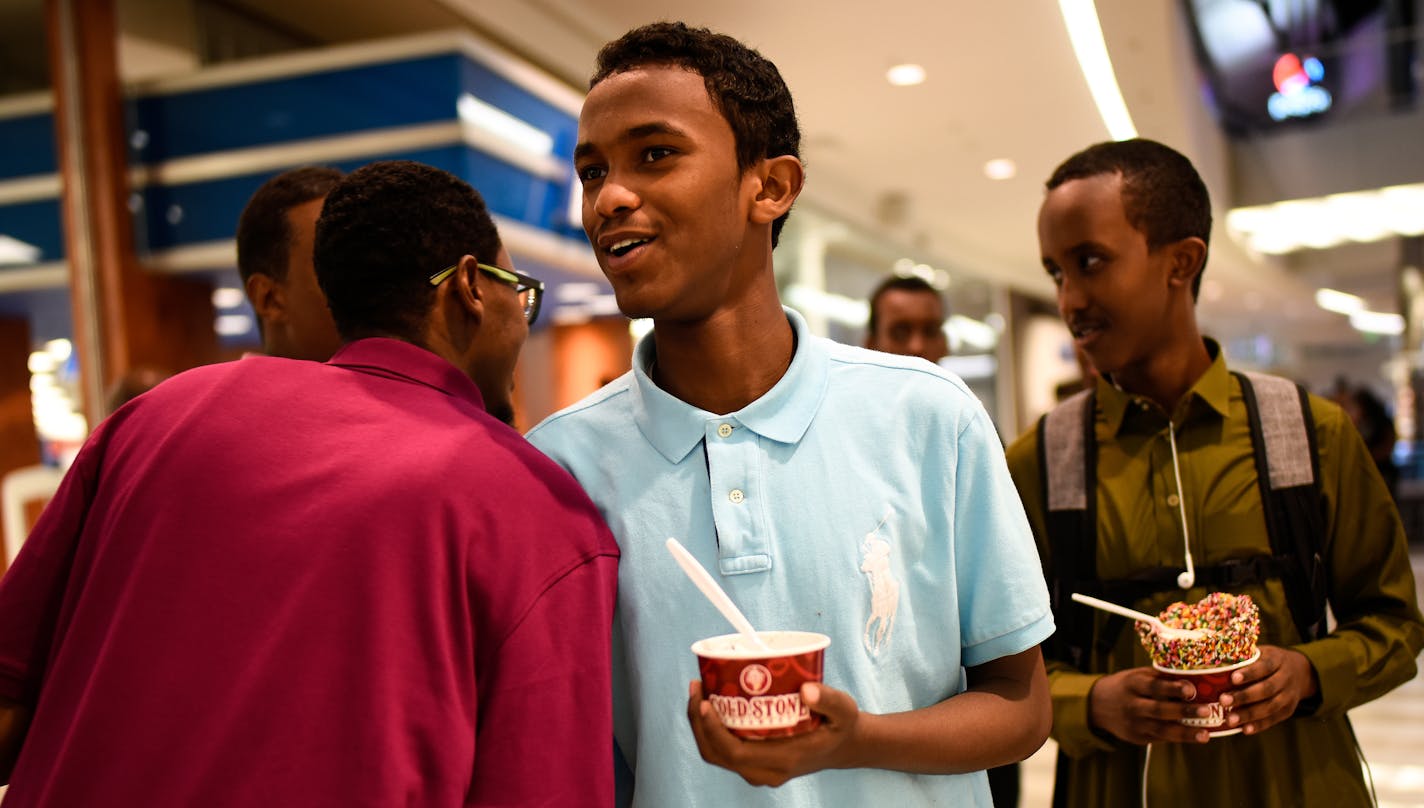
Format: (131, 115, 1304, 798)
(235, 166, 343, 283)
(1046, 139, 1212, 298)
(313, 160, 501, 342)
(867, 275, 945, 335)
(591, 21, 802, 247)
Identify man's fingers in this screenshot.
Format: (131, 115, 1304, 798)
(801, 682, 855, 723)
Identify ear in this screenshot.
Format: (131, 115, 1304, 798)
(244, 273, 285, 326)
(748, 154, 805, 226)
(449, 254, 484, 323)
(1165, 237, 1207, 290)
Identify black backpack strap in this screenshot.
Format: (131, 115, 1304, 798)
(1235, 371, 1329, 641)
(1040, 388, 1096, 669)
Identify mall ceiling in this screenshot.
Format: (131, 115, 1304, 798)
(5, 0, 1420, 355)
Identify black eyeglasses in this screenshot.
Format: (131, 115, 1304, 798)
(428, 262, 544, 325)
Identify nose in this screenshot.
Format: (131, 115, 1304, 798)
(1056, 272, 1086, 318)
(591, 174, 640, 221)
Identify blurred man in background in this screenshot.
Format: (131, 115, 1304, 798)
(864, 274, 949, 366)
(236, 165, 344, 360)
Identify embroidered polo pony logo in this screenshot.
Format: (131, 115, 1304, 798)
(860, 511, 901, 656)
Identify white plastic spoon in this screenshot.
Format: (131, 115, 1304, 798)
(666, 538, 771, 651)
(1071, 592, 1210, 641)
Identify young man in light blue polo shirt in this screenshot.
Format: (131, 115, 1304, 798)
(528, 22, 1054, 808)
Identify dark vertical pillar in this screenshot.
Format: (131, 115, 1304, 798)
(46, 0, 218, 424)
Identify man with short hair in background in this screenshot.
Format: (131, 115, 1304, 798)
(864, 274, 949, 366)
(236, 165, 344, 360)
(0, 160, 618, 807)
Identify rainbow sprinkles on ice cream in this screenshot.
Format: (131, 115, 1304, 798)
(1137, 592, 1260, 670)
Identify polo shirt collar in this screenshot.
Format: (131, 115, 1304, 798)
(327, 337, 486, 409)
(1097, 337, 1230, 434)
(631, 307, 829, 463)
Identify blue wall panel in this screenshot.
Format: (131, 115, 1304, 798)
(0, 113, 57, 180)
(0, 199, 65, 262)
(129, 55, 463, 162)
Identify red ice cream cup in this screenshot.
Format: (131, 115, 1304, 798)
(1152, 648, 1261, 737)
(691, 630, 831, 740)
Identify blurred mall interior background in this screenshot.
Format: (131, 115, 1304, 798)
(1, 1, 1423, 805)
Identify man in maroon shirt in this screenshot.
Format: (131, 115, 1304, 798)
(0, 160, 619, 807)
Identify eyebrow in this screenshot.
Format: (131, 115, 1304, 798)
(573, 122, 690, 162)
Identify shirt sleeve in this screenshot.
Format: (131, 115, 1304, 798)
(0, 434, 107, 705)
(466, 551, 619, 808)
(1004, 428, 1116, 758)
(1294, 398, 1424, 716)
(954, 405, 1055, 668)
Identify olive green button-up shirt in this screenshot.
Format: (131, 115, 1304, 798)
(1006, 342, 1424, 808)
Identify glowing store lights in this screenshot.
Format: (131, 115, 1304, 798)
(1315, 287, 1403, 337)
(1228, 184, 1424, 255)
(28, 338, 87, 467)
(1349, 310, 1405, 336)
(1268, 53, 1332, 122)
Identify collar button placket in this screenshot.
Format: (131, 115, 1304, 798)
(705, 419, 770, 576)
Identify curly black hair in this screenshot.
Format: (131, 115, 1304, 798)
(235, 166, 343, 283)
(591, 21, 802, 247)
(313, 160, 501, 342)
(1046, 139, 1212, 299)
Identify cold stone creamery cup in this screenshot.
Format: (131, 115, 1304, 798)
(691, 630, 831, 740)
(1152, 648, 1261, 737)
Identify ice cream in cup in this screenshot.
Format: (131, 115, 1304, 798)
(692, 630, 831, 740)
(1137, 592, 1262, 737)
(1153, 648, 1261, 736)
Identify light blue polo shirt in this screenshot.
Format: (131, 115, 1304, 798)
(527, 308, 1053, 808)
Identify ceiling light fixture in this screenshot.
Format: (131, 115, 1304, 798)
(1314, 288, 1365, 314)
(1350, 310, 1405, 336)
(1056, 0, 1137, 140)
(886, 64, 927, 87)
(983, 158, 1017, 180)
(1228, 183, 1424, 255)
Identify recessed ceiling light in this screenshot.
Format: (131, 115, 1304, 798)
(886, 64, 926, 87)
(983, 158, 1017, 180)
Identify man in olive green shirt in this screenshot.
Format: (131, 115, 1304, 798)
(1007, 139, 1424, 807)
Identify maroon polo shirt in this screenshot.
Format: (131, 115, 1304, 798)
(0, 338, 618, 807)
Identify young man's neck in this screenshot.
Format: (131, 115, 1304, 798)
(1109, 327, 1213, 413)
(650, 293, 794, 415)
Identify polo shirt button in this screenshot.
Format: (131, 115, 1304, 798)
(729, 489, 745, 504)
(717, 423, 734, 438)
(1167, 493, 1180, 507)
